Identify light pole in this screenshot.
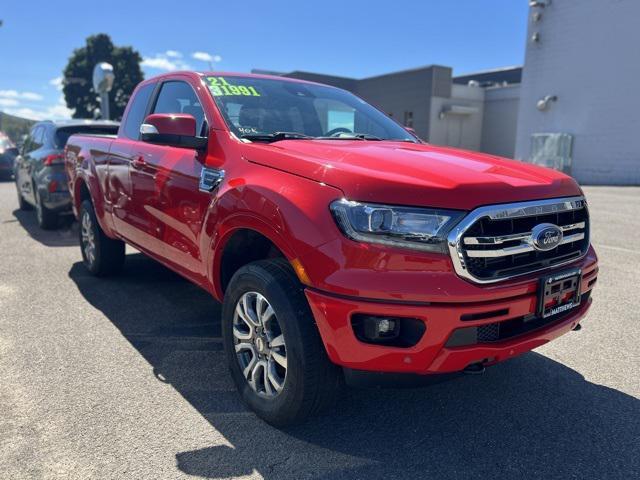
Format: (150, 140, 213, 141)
(92, 62, 115, 120)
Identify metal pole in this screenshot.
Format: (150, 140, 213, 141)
(100, 92, 110, 120)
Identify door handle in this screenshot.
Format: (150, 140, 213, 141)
(131, 155, 146, 169)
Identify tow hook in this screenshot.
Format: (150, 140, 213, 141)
(572, 323, 582, 331)
(463, 362, 486, 375)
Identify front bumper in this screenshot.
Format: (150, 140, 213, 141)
(305, 254, 598, 374)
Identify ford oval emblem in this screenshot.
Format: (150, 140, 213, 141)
(530, 223, 563, 251)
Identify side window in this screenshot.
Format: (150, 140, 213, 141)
(28, 126, 44, 152)
(22, 128, 34, 153)
(123, 83, 155, 140)
(153, 81, 205, 135)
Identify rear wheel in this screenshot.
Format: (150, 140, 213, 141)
(35, 189, 58, 230)
(16, 182, 32, 211)
(79, 199, 125, 276)
(222, 258, 342, 426)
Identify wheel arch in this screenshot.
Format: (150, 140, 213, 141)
(204, 167, 344, 301)
(210, 219, 301, 300)
(73, 173, 113, 236)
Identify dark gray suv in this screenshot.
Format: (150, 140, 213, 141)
(15, 120, 119, 229)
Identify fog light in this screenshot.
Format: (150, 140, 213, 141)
(377, 318, 394, 334)
(362, 316, 399, 341)
(351, 314, 426, 347)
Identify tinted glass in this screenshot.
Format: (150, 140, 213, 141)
(123, 83, 155, 140)
(153, 81, 205, 135)
(29, 126, 45, 151)
(55, 126, 119, 148)
(205, 75, 415, 142)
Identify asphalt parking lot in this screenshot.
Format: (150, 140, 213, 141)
(0, 180, 638, 479)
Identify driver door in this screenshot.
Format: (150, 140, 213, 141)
(132, 78, 212, 282)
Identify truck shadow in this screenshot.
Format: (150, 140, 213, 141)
(12, 208, 77, 247)
(68, 254, 640, 480)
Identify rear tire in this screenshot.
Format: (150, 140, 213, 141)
(222, 258, 343, 427)
(35, 189, 58, 230)
(16, 182, 32, 211)
(79, 199, 125, 276)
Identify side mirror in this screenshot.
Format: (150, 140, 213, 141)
(404, 126, 423, 142)
(140, 113, 207, 150)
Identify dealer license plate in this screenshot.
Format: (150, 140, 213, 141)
(537, 268, 582, 319)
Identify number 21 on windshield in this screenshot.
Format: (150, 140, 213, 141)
(207, 77, 261, 97)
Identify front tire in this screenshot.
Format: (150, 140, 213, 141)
(222, 258, 342, 427)
(79, 199, 125, 276)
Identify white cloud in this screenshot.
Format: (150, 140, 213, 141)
(0, 98, 19, 107)
(142, 56, 179, 71)
(141, 52, 191, 71)
(0, 90, 44, 101)
(191, 52, 222, 64)
(4, 96, 74, 121)
(22, 92, 44, 101)
(49, 76, 64, 91)
(192, 51, 213, 62)
(165, 50, 182, 58)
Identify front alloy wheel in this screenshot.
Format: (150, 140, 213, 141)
(233, 292, 287, 396)
(222, 259, 343, 426)
(81, 210, 97, 266)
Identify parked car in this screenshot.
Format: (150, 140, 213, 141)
(15, 120, 119, 228)
(0, 136, 19, 180)
(65, 72, 598, 426)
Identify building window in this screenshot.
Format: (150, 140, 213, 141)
(404, 111, 414, 128)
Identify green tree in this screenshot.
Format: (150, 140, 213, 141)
(62, 34, 144, 120)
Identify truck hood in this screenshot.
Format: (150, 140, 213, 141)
(244, 140, 581, 210)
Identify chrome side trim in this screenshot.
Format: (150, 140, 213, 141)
(199, 167, 225, 193)
(139, 123, 159, 135)
(465, 233, 585, 258)
(447, 196, 590, 284)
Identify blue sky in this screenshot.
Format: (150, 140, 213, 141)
(0, 0, 528, 120)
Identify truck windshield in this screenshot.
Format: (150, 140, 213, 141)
(205, 75, 416, 142)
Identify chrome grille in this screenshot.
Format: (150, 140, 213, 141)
(447, 197, 590, 283)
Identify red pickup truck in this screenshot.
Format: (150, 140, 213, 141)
(65, 71, 598, 425)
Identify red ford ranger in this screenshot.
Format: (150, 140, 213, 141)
(65, 72, 598, 426)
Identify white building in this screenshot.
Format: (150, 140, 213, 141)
(515, 0, 640, 184)
(257, 0, 640, 185)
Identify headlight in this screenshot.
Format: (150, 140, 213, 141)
(330, 199, 464, 253)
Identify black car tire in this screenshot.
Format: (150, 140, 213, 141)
(222, 258, 343, 427)
(35, 189, 58, 230)
(79, 199, 125, 276)
(16, 183, 32, 211)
